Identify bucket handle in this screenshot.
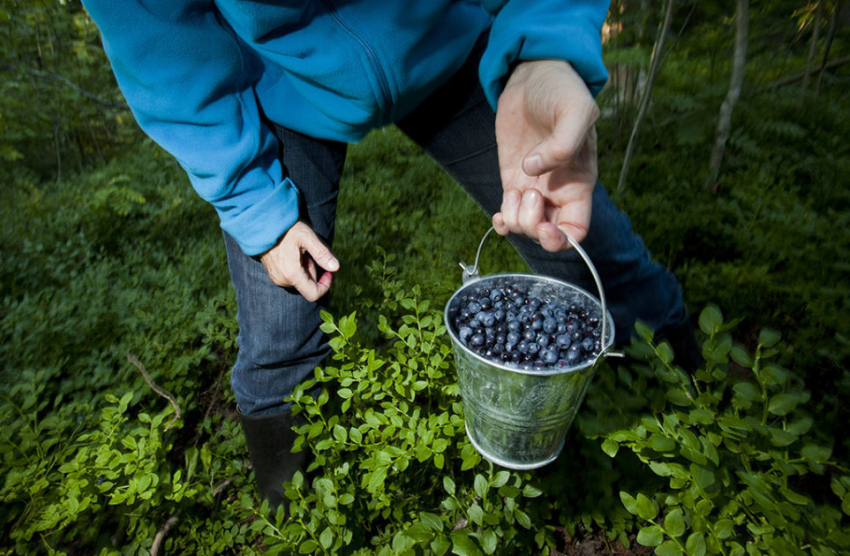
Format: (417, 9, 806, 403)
(459, 226, 622, 363)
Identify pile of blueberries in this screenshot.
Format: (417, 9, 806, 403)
(450, 281, 605, 370)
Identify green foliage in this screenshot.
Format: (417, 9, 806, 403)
(2, 0, 849, 553)
(0, 0, 134, 178)
(256, 265, 554, 555)
(601, 307, 849, 555)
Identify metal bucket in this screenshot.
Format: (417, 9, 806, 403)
(445, 229, 616, 470)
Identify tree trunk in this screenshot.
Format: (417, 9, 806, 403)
(803, 0, 824, 90)
(704, 0, 749, 191)
(616, 0, 675, 196)
(816, 0, 841, 95)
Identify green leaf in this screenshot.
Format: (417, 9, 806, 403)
(492, 471, 510, 488)
(450, 529, 482, 556)
(635, 493, 658, 521)
(690, 464, 715, 490)
(635, 321, 655, 342)
(481, 530, 498, 555)
(758, 328, 781, 348)
(768, 393, 801, 416)
(620, 491, 638, 515)
(650, 434, 676, 452)
(431, 534, 451, 555)
(768, 428, 798, 447)
(732, 382, 761, 403)
(319, 527, 333, 550)
(514, 509, 531, 529)
(689, 408, 715, 425)
(468, 503, 484, 526)
(602, 438, 620, 457)
(655, 539, 684, 556)
(473, 474, 488, 498)
(636, 525, 664, 547)
(698, 306, 723, 335)
(522, 484, 543, 498)
(685, 532, 706, 556)
(443, 476, 456, 497)
(779, 486, 810, 506)
(663, 508, 686, 538)
(333, 424, 348, 443)
(714, 518, 734, 539)
(405, 523, 433, 543)
(298, 540, 318, 554)
(420, 512, 443, 532)
(730, 344, 752, 367)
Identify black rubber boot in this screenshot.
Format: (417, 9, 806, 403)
(239, 410, 306, 509)
(655, 313, 702, 373)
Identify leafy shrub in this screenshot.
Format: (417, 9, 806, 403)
(257, 256, 554, 556)
(599, 307, 850, 555)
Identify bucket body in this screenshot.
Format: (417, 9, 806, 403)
(445, 274, 614, 469)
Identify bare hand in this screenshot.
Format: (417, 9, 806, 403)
(259, 221, 339, 302)
(492, 59, 599, 252)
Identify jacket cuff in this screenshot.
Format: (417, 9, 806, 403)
(218, 177, 300, 256)
(479, 7, 609, 110)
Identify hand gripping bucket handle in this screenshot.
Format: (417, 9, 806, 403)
(449, 227, 621, 469)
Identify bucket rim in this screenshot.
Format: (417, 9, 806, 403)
(444, 272, 615, 377)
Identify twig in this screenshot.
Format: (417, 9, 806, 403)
(212, 478, 233, 498)
(150, 514, 180, 556)
(126, 352, 181, 431)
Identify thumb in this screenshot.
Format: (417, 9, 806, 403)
(300, 229, 340, 272)
(523, 109, 598, 177)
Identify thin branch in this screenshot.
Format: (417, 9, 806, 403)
(704, 0, 749, 191)
(212, 478, 234, 498)
(126, 352, 181, 431)
(757, 54, 850, 91)
(150, 515, 179, 556)
(816, 0, 841, 96)
(0, 63, 129, 110)
(616, 0, 676, 196)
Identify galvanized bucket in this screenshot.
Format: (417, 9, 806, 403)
(445, 228, 616, 470)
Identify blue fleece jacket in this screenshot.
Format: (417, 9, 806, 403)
(82, 0, 609, 255)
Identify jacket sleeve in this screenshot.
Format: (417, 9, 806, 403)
(82, 0, 298, 256)
(478, 0, 610, 109)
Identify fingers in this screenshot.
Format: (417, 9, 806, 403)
(300, 230, 340, 274)
(260, 221, 339, 302)
(494, 187, 591, 251)
(495, 188, 557, 246)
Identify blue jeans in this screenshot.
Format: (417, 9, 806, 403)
(226, 47, 686, 416)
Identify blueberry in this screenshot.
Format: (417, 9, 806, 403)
(469, 334, 485, 347)
(543, 318, 557, 334)
(556, 334, 572, 348)
(526, 342, 540, 355)
(507, 331, 520, 344)
(479, 313, 495, 327)
(542, 348, 559, 364)
(459, 326, 473, 343)
(467, 301, 481, 314)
